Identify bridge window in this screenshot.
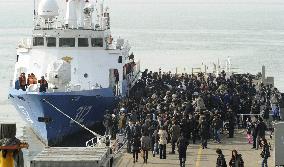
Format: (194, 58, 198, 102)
(59, 38, 75, 47)
(33, 37, 44, 46)
(78, 38, 89, 47)
(46, 37, 56, 47)
(91, 38, 103, 47)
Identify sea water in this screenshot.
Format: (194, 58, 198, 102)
(0, 0, 284, 133)
(0, 0, 283, 166)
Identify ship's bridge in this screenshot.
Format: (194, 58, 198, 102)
(31, 29, 115, 49)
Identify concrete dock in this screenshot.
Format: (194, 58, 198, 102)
(114, 130, 275, 167)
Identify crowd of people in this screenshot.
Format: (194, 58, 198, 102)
(103, 69, 282, 167)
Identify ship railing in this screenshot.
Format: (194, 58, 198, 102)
(86, 137, 97, 147)
(85, 136, 108, 148)
(115, 82, 120, 96)
(18, 38, 32, 49)
(85, 134, 128, 159)
(126, 60, 141, 89)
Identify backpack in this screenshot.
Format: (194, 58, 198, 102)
(222, 157, 227, 167)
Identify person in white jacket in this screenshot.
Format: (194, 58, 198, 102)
(158, 126, 168, 159)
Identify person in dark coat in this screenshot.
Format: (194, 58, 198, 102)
(226, 108, 235, 138)
(133, 121, 142, 139)
(229, 150, 244, 167)
(170, 121, 181, 154)
(199, 117, 209, 149)
(177, 133, 188, 167)
(103, 111, 113, 136)
(216, 148, 227, 167)
(39, 76, 48, 92)
(132, 135, 140, 163)
(180, 115, 190, 143)
(251, 121, 257, 149)
(212, 115, 223, 143)
(125, 122, 134, 153)
(188, 114, 196, 144)
(260, 138, 270, 167)
(255, 117, 267, 150)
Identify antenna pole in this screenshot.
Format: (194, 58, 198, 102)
(33, 0, 36, 17)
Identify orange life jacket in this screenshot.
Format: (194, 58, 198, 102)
(33, 77, 37, 84)
(27, 77, 33, 85)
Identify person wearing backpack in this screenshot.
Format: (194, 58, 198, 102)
(216, 148, 227, 167)
(177, 133, 188, 167)
(260, 139, 270, 167)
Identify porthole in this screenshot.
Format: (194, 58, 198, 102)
(84, 73, 88, 78)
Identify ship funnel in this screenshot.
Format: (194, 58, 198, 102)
(38, 0, 59, 19)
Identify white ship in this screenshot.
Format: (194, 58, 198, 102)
(9, 0, 140, 146)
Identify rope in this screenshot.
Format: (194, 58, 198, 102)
(42, 99, 102, 138)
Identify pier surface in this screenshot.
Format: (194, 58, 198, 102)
(114, 130, 275, 167)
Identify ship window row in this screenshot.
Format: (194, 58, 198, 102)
(33, 37, 104, 48)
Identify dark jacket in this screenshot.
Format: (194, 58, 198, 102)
(216, 154, 227, 167)
(229, 154, 244, 167)
(125, 125, 133, 140)
(132, 136, 140, 151)
(256, 121, 267, 138)
(199, 120, 209, 138)
(212, 117, 223, 130)
(261, 144, 270, 158)
(177, 136, 187, 159)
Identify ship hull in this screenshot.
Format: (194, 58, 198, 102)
(9, 88, 119, 147)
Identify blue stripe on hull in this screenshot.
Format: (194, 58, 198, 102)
(9, 89, 119, 147)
